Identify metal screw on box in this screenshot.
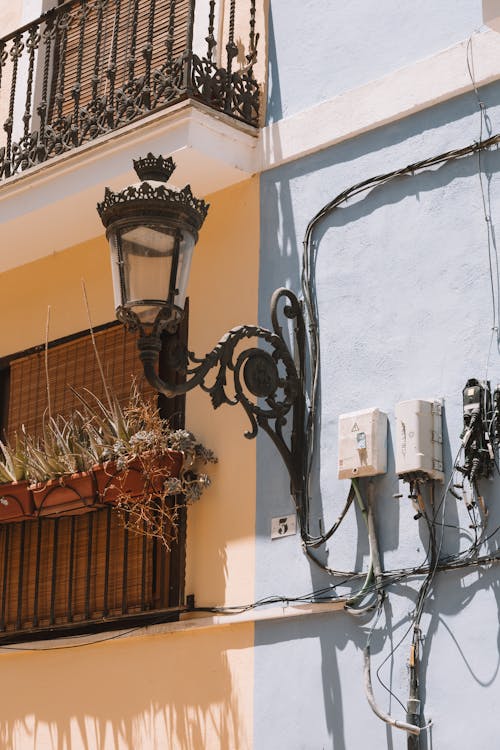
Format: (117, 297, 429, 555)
(98, 154, 307, 513)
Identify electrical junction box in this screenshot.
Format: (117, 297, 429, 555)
(337, 408, 388, 479)
(395, 399, 444, 482)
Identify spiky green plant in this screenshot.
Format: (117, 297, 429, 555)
(0, 435, 29, 484)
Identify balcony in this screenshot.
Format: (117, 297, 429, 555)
(0, 0, 261, 272)
(0, 0, 260, 180)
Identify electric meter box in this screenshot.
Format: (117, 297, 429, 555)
(395, 399, 444, 481)
(337, 408, 388, 479)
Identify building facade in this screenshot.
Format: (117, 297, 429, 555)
(255, 3, 500, 749)
(1, 1, 500, 748)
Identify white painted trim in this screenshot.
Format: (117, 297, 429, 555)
(259, 29, 500, 171)
(0, 98, 256, 201)
(0, 600, 346, 653)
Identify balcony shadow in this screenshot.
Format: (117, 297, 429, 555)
(0, 622, 250, 750)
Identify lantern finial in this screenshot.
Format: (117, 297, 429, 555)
(133, 153, 176, 183)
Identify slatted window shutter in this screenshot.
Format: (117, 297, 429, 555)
(8, 324, 152, 437)
(0, 508, 167, 632)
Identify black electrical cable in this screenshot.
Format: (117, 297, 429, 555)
(372, 483, 437, 724)
(303, 484, 355, 547)
(467, 36, 500, 366)
(299, 132, 500, 560)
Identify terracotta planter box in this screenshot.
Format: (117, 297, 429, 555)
(95, 451, 183, 505)
(31, 471, 98, 517)
(0, 481, 35, 522)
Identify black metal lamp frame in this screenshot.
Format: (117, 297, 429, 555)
(139, 287, 307, 509)
(98, 155, 308, 512)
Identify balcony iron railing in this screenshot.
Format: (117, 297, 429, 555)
(0, 0, 259, 181)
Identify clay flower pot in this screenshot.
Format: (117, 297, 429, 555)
(31, 471, 98, 517)
(95, 450, 183, 505)
(0, 481, 35, 522)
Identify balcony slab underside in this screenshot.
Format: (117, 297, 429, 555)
(0, 100, 258, 273)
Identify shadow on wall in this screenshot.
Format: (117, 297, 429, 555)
(255, 563, 500, 750)
(265, 6, 282, 126)
(0, 624, 252, 750)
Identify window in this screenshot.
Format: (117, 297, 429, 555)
(0, 318, 187, 644)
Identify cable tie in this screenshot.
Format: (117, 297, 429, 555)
(419, 719, 433, 733)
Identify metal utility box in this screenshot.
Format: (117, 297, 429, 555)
(395, 399, 444, 481)
(337, 408, 388, 479)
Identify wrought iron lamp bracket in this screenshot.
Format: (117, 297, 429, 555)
(133, 287, 307, 502)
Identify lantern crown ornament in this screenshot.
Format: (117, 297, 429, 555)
(97, 154, 209, 336)
(97, 154, 208, 237)
(133, 153, 176, 182)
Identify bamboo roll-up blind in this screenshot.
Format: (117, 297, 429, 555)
(1, 322, 175, 636)
(51, 0, 190, 124)
(7, 324, 153, 438)
(0, 507, 169, 632)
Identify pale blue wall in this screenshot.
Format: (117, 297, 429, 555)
(267, 0, 484, 123)
(256, 77, 500, 748)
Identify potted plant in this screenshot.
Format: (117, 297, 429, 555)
(0, 436, 34, 521)
(0, 384, 216, 545)
(72, 386, 216, 548)
(25, 414, 98, 517)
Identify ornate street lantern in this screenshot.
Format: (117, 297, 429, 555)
(97, 153, 208, 335)
(98, 154, 306, 519)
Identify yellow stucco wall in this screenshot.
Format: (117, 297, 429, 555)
(0, 177, 259, 749)
(0, 624, 253, 750)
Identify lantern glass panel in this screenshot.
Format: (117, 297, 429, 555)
(175, 231, 196, 310)
(109, 221, 197, 326)
(123, 225, 174, 299)
(112, 225, 175, 325)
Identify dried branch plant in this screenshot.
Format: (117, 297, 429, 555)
(99, 391, 217, 549)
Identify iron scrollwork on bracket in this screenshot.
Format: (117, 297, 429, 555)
(133, 288, 307, 503)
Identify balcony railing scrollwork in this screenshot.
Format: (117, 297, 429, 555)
(0, 0, 260, 181)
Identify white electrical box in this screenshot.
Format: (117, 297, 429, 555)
(337, 408, 388, 479)
(395, 399, 444, 481)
